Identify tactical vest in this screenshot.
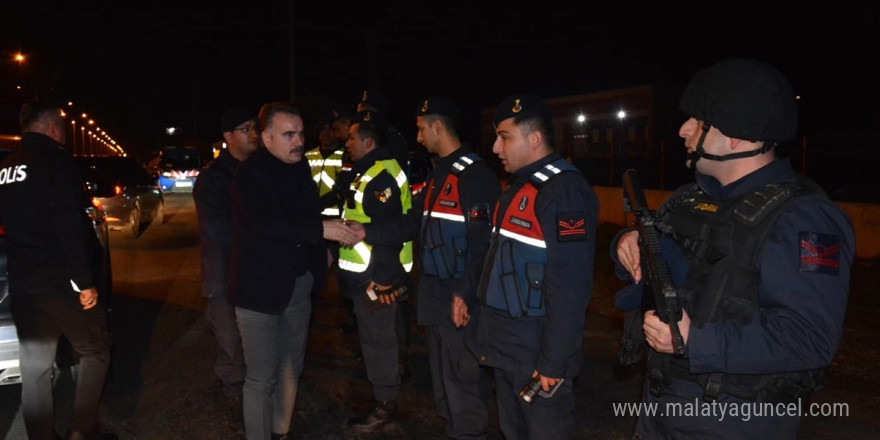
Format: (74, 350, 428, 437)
(652, 175, 828, 402)
(482, 159, 580, 317)
(420, 153, 482, 279)
(339, 158, 414, 274)
(306, 147, 344, 217)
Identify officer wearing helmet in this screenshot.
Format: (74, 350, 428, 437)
(613, 58, 855, 439)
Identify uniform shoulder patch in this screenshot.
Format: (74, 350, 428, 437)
(374, 187, 393, 203)
(799, 231, 839, 275)
(556, 211, 586, 242)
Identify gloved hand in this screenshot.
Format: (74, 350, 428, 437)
(359, 279, 410, 312)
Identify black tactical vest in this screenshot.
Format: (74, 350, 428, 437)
(650, 174, 828, 402)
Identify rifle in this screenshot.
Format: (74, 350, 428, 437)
(622, 169, 686, 355)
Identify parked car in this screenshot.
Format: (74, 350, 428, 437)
(74, 156, 165, 239)
(157, 145, 202, 193)
(0, 147, 113, 386)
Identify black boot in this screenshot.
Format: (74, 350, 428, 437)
(346, 400, 398, 434)
(270, 432, 290, 440)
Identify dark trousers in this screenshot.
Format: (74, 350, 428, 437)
(352, 298, 400, 402)
(206, 292, 245, 393)
(425, 312, 489, 439)
(492, 367, 574, 440)
(11, 292, 111, 440)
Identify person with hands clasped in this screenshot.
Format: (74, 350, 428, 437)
(476, 94, 598, 440)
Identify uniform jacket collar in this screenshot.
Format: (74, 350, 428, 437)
(510, 152, 562, 184)
(696, 158, 795, 200)
(433, 144, 471, 172)
(20, 132, 66, 152)
(352, 147, 392, 174)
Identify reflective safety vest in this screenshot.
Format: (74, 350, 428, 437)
(420, 153, 482, 279)
(305, 147, 344, 217)
(482, 159, 580, 317)
(339, 158, 414, 274)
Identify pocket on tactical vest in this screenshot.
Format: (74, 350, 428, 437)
(452, 235, 468, 278)
(525, 263, 546, 313)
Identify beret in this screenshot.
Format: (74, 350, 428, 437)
(493, 93, 551, 127)
(415, 96, 461, 123)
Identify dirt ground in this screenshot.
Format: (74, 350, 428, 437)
(105, 224, 879, 440)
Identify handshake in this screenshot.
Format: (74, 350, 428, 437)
(322, 219, 365, 248)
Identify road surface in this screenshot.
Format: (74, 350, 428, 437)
(0, 192, 876, 439)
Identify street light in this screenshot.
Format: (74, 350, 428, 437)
(610, 109, 627, 185)
(71, 120, 77, 154)
(577, 113, 587, 156)
(13, 52, 25, 91)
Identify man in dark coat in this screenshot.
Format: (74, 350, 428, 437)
(193, 105, 259, 432)
(228, 101, 355, 440)
(0, 99, 116, 440)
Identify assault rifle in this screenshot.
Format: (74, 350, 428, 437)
(622, 169, 686, 355)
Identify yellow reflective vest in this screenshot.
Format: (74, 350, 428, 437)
(339, 158, 413, 274)
(305, 147, 344, 217)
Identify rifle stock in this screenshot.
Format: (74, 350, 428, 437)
(622, 169, 686, 355)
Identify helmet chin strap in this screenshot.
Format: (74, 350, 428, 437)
(688, 123, 774, 171)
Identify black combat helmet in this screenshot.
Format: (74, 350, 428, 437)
(679, 58, 798, 143)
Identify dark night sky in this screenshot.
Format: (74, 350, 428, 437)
(3, 2, 879, 159)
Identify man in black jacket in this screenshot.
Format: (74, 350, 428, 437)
(228, 101, 355, 440)
(192, 105, 259, 432)
(0, 99, 115, 440)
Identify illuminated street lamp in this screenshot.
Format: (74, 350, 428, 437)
(13, 52, 25, 90)
(71, 120, 77, 154)
(610, 109, 627, 185)
(576, 113, 588, 157)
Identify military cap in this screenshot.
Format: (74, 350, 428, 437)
(358, 89, 389, 114)
(353, 109, 388, 132)
(415, 96, 461, 123)
(493, 93, 552, 127)
(220, 105, 257, 134)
